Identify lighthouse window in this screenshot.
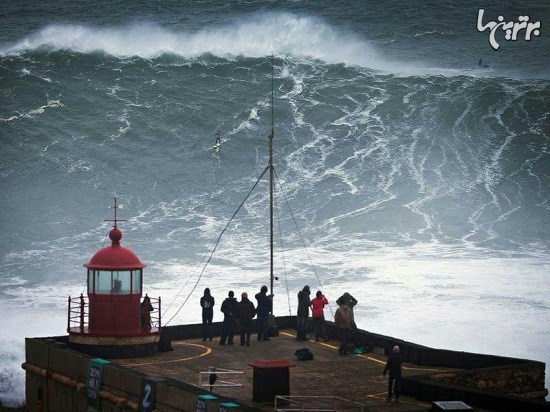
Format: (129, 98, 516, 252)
(87, 270, 94, 294)
(96, 271, 112, 294)
(113, 271, 131, 294)
(132, 270, 142, 294)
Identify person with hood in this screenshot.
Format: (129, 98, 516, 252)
(255, 285, 272, 341)
(336, 292, 357, 309)
(310, 290, 329, 342)
(200, 288, 215, 341)
(296, 285, 311, 341)
(383, 345, 404, 401)
(140, 294, 154, 330)
(334, 301, 354, 355)
(336, 292, 358, 344)
(236, 292, 256, 346)
(219, 291, 237, 345)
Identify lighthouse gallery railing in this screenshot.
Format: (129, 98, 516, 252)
(67, 294, 161, 334)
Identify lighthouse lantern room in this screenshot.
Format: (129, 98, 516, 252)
(67, 199, 160, 358)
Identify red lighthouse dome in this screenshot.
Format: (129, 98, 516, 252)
(85, 227, 145, 270)
(67, 201, 160, 358)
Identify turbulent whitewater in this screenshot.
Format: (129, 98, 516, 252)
(1, 0, 549, 406)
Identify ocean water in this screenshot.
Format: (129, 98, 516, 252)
(1, 0, 549, 406)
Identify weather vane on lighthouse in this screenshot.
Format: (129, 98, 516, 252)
(104, 197, 127, 228)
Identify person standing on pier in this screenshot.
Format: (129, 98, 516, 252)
(334, 301, 354, 355)
(219, 291, 238, 345)
(200, 288, 215, 341)
(311, 290, 329, 342)
(237, 292, 256, 346)
(255, 285, 272, 341)
(383, 345, 404, 401)
(140, 294, 154, 331)
(336, 292, 358, 344)
(296, 285, 311, 341)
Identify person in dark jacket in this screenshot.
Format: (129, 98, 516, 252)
(140, 294, 154, 330)
(200, 288, 215, 341)
(236, 292, 256, 346)
(219, 291, 237, 345)
(383, 345, 404, 401)
(255, 285, 272, 341)
(296, 285, 311, 341)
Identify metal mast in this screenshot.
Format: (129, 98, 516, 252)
(269, 55, 275, 298)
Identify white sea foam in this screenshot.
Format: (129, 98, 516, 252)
(0, 276, 28, 287)
(0, 13, 416, 73)
(0, 99, 63, 123)
(0, 296, 69, 407)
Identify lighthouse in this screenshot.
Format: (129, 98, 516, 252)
(67, 200, 160, 358)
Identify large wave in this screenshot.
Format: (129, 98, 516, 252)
(0, 12, 432, 74)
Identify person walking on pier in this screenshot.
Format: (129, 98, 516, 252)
(383, 345, 404, 401)
(237, 292, 256, 346)
(311, 290, 329, 342)
(296, 285, 311, 341)
(334, 301, 354, 355)
(200, 288, 215, 341)
(255, 285, 272, 341)
(219, 291, 238, 345)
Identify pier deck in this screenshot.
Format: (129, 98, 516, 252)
(114, 329, 454, 411)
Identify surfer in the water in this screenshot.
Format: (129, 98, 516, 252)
(212, 130, 222, 153)
(478, 59, 490, 68)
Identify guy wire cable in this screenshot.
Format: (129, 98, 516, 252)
(162, 251, 209, 316)
(274, 189, 292, 316)
(163, 166, 269, 327)
(274, 169, 333, 317)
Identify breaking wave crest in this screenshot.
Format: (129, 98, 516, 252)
(0, 12, 394, 70)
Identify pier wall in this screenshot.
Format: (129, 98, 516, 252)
(23, 337, 258, 412)
(427, 363, 547, 397)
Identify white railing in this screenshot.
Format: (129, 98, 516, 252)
(198, 367, 244, 389)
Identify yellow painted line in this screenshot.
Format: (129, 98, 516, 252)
(279, 331, 335, 348)
(118, 342, 212, 366)
(281, 331, 445, 373)
(355, 354, 386, 365)
(281, 331, 385, 363)
(366, 391, 388, 398)
(357, 353, 445, 372)
(403, 365, 445, 372)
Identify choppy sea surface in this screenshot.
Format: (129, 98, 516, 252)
(1, 0, 549, 406)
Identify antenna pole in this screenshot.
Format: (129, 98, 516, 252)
(113, 197, 118, 227)
(271, 53, 274, 131)
(269, 54, 275, 299)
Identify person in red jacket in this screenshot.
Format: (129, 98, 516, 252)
(310, 290, 329, 342)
